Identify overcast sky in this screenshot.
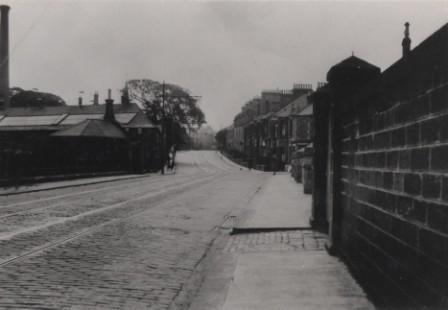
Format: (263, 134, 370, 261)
(2, 0, 448, 129)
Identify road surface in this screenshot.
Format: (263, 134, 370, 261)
(0, 151, 267, 310)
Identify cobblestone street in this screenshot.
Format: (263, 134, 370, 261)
(0, 151, 267, 309)
(223, 230, 326, 253)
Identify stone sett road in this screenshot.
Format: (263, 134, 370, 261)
(0, 151, 268, 309)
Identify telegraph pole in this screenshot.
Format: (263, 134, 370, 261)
(128, 80, 201, 175)
(161, 81, 166, 175)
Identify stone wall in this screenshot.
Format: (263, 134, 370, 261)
(336, 24, 448, 306)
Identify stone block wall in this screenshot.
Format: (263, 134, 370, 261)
(337, 24, 448, 306)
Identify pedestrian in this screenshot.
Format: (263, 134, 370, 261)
(271, 154, 278, 175)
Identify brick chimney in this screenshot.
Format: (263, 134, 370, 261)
(0, 5, 10, 109)
(293, 83, 313, 98)
(120, 88, 130, 106)
(104, 88, 115, 122)
(93, 91, 99, 105)
(402, 22, 411, 58)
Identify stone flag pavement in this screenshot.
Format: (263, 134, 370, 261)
(203, 173, 375, 310)
(233, 172, 311, 231)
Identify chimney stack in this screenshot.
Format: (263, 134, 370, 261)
(121, 88, 130, 106)
(402, 22, 411, 58)
(0, 5, 10, 109)
(104, 89, 115, 122)
(78, 96, 83, 107)
(93, 91, 99, 105)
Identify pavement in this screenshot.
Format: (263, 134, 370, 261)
(0, 173, 148, 196)
(218, 173, 375, 310)
(233, 172, 311, 232)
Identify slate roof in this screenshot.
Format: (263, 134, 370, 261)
(327, 55, 381, 84)
(274, 93, 311, 118)
(51, 119, 126, 139)
(254, 112, 274, 122)
(297, 104, 313, 116)
(0, 103, 140, 117)
(0, 102, 158, 130)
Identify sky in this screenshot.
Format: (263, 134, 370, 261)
(2, 0, 447, 130)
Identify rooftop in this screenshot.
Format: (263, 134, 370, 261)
(51, 119, 126, 139)
(274, 93, 312, 118)
(0, 102, 158, 130)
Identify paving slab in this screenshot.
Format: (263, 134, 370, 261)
(222, 251, 375, 310)
(234, 173, 311, 231)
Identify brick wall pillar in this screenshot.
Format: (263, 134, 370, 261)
(310, 89, 331, 230)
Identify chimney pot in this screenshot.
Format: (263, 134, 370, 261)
(104, 98, 115, 122)
(121, 88, 130, 106)
(93, 92, 99, 105)
(402, 22, 411, 58)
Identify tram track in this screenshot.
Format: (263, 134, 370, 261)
(0, 150, 264, 310)
(0, 170, 221, 239)
(0, 156, 214, 211)
(0, 151, 206, 209)
(0, 170, 213, 221)
(0, 170, 224, 268)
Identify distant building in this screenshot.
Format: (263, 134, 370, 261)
(190, 125, 216, 149)
(269, 91, 313, 167)
(243, 84, 313, 170)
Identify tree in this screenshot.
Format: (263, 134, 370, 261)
(215, 128, 227, 151)
(124, 79, 205, 128)
(124, 79, 205, 153)
(10, 87, 66, 107)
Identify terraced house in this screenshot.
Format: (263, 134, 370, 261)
(243, 84, 312, 170)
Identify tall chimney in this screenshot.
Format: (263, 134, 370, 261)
(402, 22, 411, 58)
(0, 5, 10, 109)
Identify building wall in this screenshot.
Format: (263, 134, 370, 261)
(333, 24, 448, 306)
(225, 126, 234, 151)
(0, 130, 130, 181)
(292, 116, 313, 141)
(233, 126, 244, 152)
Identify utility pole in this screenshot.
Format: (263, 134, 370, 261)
(161, 81, 166, 175)
(129, 80, 201, 175)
